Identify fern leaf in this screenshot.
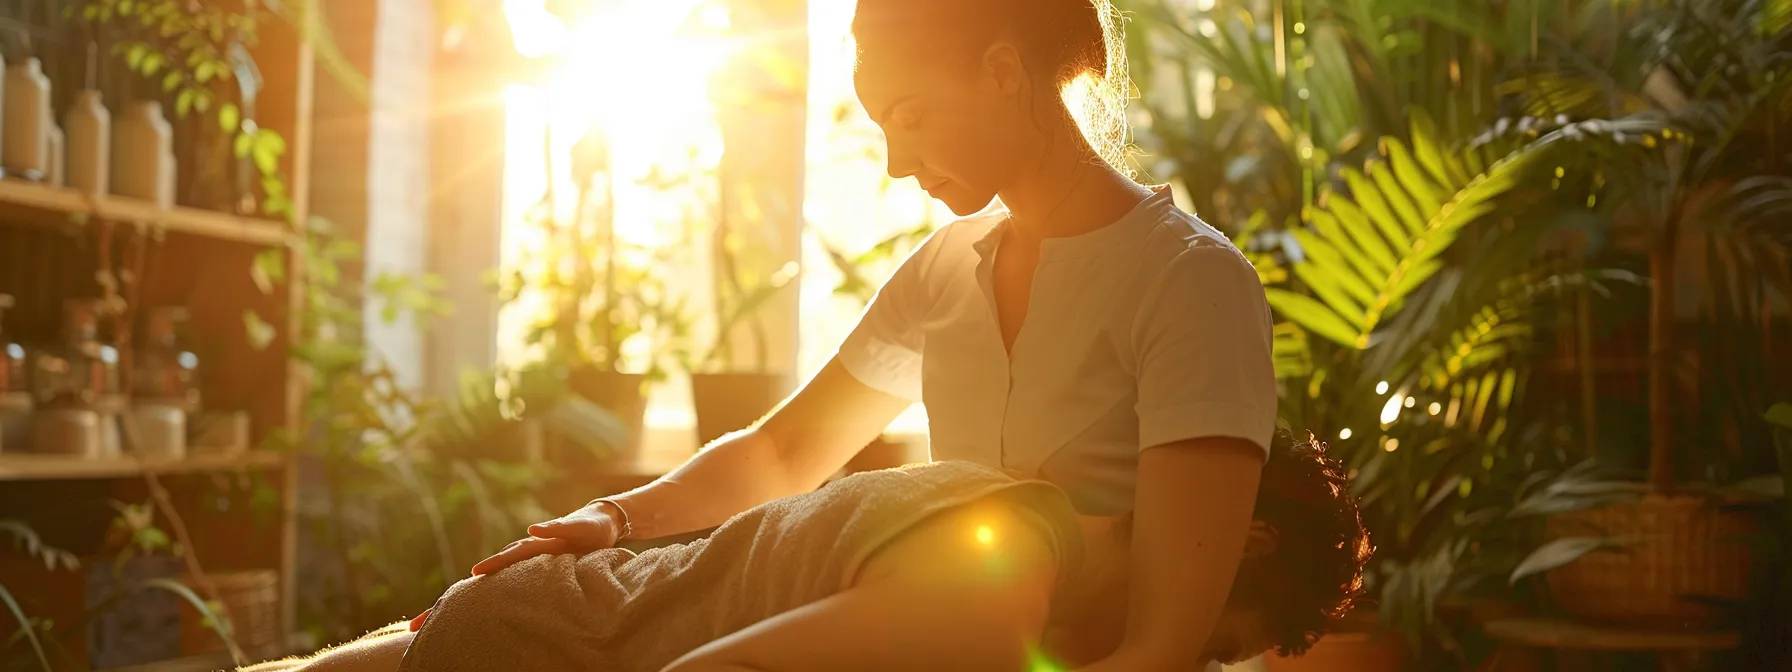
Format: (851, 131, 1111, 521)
(1326, 200, 1399, 274)
(1309, 209, 1394, 286)
(1369, 157, 1427, 235)
(1292, 263, 1371, 326)
(1265, 289, 1363, 348)
(1288, 229, 1379, 306)
(1408, 113, 1455, 186)
(1343, 167, 1410, 250)
(1386, 140, 1444, 217)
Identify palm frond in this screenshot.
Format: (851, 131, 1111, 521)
(1263, 111, 1544, 349)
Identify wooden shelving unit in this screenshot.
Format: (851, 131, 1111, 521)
(0, 181, 292, 247)
(0, 4, 314, 671)
(0, 451, 286, 482)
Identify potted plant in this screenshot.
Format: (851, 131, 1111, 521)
(495, 125, 693, 463)
(1239, 108, 1647, 669)
(1497, 0, 1792, 629)
(682, 162, 800, 448)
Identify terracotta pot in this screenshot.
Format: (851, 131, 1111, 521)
(1543, 494, 1760, 628)
(843, 434, 930, 474)
(1264, 629, 1406, 672)
(566, 368, 648, 463)
(691, 372, 794, 447)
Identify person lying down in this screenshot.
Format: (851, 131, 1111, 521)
(242, 429, 1370, 672)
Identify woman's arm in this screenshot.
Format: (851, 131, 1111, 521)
(1082, 438, 1263, 671)
(472, 359, 912, 575)
(608, 358, 912, 539)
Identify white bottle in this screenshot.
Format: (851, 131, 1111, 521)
(113, 101, 174, 207)
(65, 91, 109, 195)
(46, 125, 64, 186)
(3, 58, 53, 179)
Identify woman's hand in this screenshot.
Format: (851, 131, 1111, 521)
(408, 500, 626, 632)
(475, 499, 628, 575)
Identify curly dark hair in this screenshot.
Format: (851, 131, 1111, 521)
(1233, 427, 1373, 657)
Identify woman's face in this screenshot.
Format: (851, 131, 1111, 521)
(854, 44, 1036, 216)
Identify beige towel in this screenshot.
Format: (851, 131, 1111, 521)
(397, 461, 1082, 671)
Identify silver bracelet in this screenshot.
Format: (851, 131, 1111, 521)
(590, 498, 634, 541)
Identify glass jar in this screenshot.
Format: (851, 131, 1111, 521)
(40, 298, 120, 405)
(133, 306, 200, 412)
(0, 294, 30, 451)
(0, 294, 26, 395)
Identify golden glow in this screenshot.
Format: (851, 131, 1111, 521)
(975, 524, 996, 547)
(1338, 427, 1353, 440)
(1380, 394, 1404, 425)
(1384, 438, 1400, 452)
(1428, 402, 1443, 415)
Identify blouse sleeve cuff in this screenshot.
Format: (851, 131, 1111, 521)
(1137, 400, 1274, 457)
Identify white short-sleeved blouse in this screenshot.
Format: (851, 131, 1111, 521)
(836, 187, 1277, 514)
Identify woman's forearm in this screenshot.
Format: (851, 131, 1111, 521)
(608, 428, 821, 539)
(607, 359, 911, 539)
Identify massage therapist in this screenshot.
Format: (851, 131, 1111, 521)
(466, 1, 1275, 669)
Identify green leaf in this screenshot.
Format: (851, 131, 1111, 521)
(163, 71, 182, 92)
(1766, 403, 1792, 430)
(176, 89, 194, 117)
(1265, 288, 1362, 349)
(1385, 140, 1443, 217)
(1326, 200, 1397, 275)
(127, 44, 147, 69)
(0, 584, 52, 672)
(253, 131, 287, 175)
(1510, 537, 1628, 584)
(1408, 110, 1454, 186)
(139, 579, 246, 662)
(1369, 159, 1426, 236)
(244, 311, 277, 350)
(250, 248, 285, 294)
(1292, 223, 1379, 304)
(219, 103, 240, 133)
(141, 52, 165, 76)
(233, 131, 253, 158)
(1342, 167, 1410, 251)
(1290, 256, 1371, 325)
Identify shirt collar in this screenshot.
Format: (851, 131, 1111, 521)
(971, 185, 1175, 264)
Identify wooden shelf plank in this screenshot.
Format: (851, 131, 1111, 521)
(0, 451, 285, 481)
(0, 179, 291, 247)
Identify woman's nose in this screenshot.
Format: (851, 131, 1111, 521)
(885, 144, 919, 180)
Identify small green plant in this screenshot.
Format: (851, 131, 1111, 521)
(2, 514, 241, 672)
(72, 0, 293, 219)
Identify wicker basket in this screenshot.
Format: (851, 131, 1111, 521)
(1544, 494, 1759, 628)
(179, 570, 282, 657)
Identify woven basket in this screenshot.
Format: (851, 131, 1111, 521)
(179, 570, 282, 657)
(1544, 494, 1759, 628)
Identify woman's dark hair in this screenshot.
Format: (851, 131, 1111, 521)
(1237, 428, 1373, 656)
(850, 0, 1132, 172)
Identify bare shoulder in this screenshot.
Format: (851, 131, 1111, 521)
(856, 495, 1063, 603)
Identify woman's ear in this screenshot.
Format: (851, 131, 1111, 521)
(980, 42, 1029, 97)
(1243, 521, 1279, 560)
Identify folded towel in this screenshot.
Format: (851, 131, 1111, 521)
(397, 461, 1082, 672)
